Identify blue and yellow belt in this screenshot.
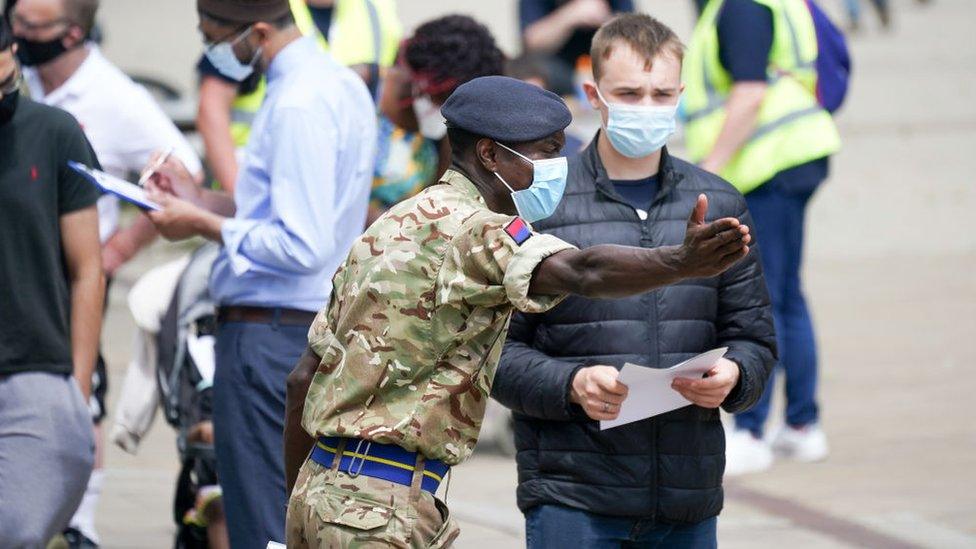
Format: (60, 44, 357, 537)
(310, 436, 450, 494)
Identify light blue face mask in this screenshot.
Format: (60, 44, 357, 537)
(205, 27, 262, 82)
(493, 142, 568, 223)
(596, 87, 678, 159)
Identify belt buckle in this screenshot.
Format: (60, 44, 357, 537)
(346, 439, 372, 479)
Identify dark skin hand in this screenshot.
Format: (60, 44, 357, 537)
(285, 130, 751, 489)
(285, 348, 321, 495)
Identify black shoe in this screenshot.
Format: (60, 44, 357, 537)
(62, 527, 99, 549)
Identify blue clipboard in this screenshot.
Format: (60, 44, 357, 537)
(68, 161, 162, 211)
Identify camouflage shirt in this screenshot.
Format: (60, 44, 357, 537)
(302, 169, 576, 465)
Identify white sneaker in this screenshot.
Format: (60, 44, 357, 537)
(770, 423, 829, 462)
(725, 429, 773, 477)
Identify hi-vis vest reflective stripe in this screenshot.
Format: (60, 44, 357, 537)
(229, 0, 401, 148)
(682, 0, 841, 194)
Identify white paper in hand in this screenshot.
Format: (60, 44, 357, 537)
(600, 347, 728, 430)
(67, 161, 161, 210)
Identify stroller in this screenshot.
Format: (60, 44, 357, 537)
(155, 243, 223, 549)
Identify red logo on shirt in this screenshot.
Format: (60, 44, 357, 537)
(30, 166, 38, 181)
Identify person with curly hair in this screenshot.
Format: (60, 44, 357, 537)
(370, 14, 505, 225)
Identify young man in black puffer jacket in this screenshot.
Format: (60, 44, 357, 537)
(492, 13, 776, 548)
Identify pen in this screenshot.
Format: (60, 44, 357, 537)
(138, 146, 175, 187)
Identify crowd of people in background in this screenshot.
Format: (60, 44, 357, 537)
(0, 0, 935, 547)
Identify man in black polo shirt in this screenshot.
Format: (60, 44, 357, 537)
(0, 17, 105, 546)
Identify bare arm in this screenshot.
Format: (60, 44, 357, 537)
(700, 82, 768, 174)
(102, 165, 208, 275)
(102, 215, 159, 276)
(197, 76, 241, 193)
(285, 347, 319, 495)
(61, 206, 105, 399)
(531, 195, 751, 299)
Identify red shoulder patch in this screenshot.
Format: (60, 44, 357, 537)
(503, 217, 532, 246)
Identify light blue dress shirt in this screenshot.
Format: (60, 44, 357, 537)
(210, 37, 377, 312)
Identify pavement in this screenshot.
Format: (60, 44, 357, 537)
(90, 0, 976, 547)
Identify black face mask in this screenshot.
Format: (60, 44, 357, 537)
(0, 91, 19, 126)
(16, 34, 71, 67)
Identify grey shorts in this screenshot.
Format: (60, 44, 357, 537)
(0, 372, 95, 548)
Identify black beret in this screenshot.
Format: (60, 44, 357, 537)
(441, 76, 572, 142)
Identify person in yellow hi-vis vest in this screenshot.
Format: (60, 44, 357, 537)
(682, 0, 840, 476)
(196, 0, 400, 192)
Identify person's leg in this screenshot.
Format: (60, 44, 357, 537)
(780, 186, 820, 429)
(869, 0, 891, 27)
(526, 504, 633, 549)
(735, 181, 790, 438)
(0, 373, 94, 548)
(213, 321, 254, 548)
(66, 355, 108, 547)
(213, 320, 306, 549)
(844, 0, 862, 28)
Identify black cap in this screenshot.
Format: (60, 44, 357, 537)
(197, 0, 291, 24)
(441, 76, 572, 142)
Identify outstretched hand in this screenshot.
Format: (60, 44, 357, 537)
(677, 194, 751, 278)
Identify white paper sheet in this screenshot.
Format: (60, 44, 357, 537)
(600, 347, 728, 430)
(67, 161, 162, 210)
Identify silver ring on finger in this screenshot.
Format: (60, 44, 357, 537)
(603, 402, 611, 413)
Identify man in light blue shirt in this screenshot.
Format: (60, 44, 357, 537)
(146, 0, 375, 545)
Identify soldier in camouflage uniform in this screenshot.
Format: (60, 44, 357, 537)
(284, 76, 753, 548)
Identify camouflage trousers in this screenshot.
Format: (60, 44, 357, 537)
(286, 453, 459, 548)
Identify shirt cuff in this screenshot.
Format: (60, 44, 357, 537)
(220, 218, 260, 276)
(503, 233, 577, 313)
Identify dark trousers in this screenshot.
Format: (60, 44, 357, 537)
(735, 159, 828, 437)
(213, 320, 307, 549)
(525, 505, 717, 548)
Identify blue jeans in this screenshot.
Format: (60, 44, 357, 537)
(214, 319, 308, 549)
(525, 505, 717, 549)
(735, 159, 827, 437)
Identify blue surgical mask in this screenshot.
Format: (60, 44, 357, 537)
(596, 87, 678, 159)
(493, 142, 568, 223)
(205, 27, 261, 82)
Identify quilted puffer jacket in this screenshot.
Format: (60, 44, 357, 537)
(492, 138, 776, 523)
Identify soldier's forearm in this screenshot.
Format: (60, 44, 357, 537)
(284, 347, 320, 496)
(532, 245, 683, 299)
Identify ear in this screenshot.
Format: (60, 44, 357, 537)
(680, 82, 686, 94)
(475, 138, 499, 172)
(251, 22, 275, 46)
(64, 24, 86, 47)
(582, 81, 603, 111)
